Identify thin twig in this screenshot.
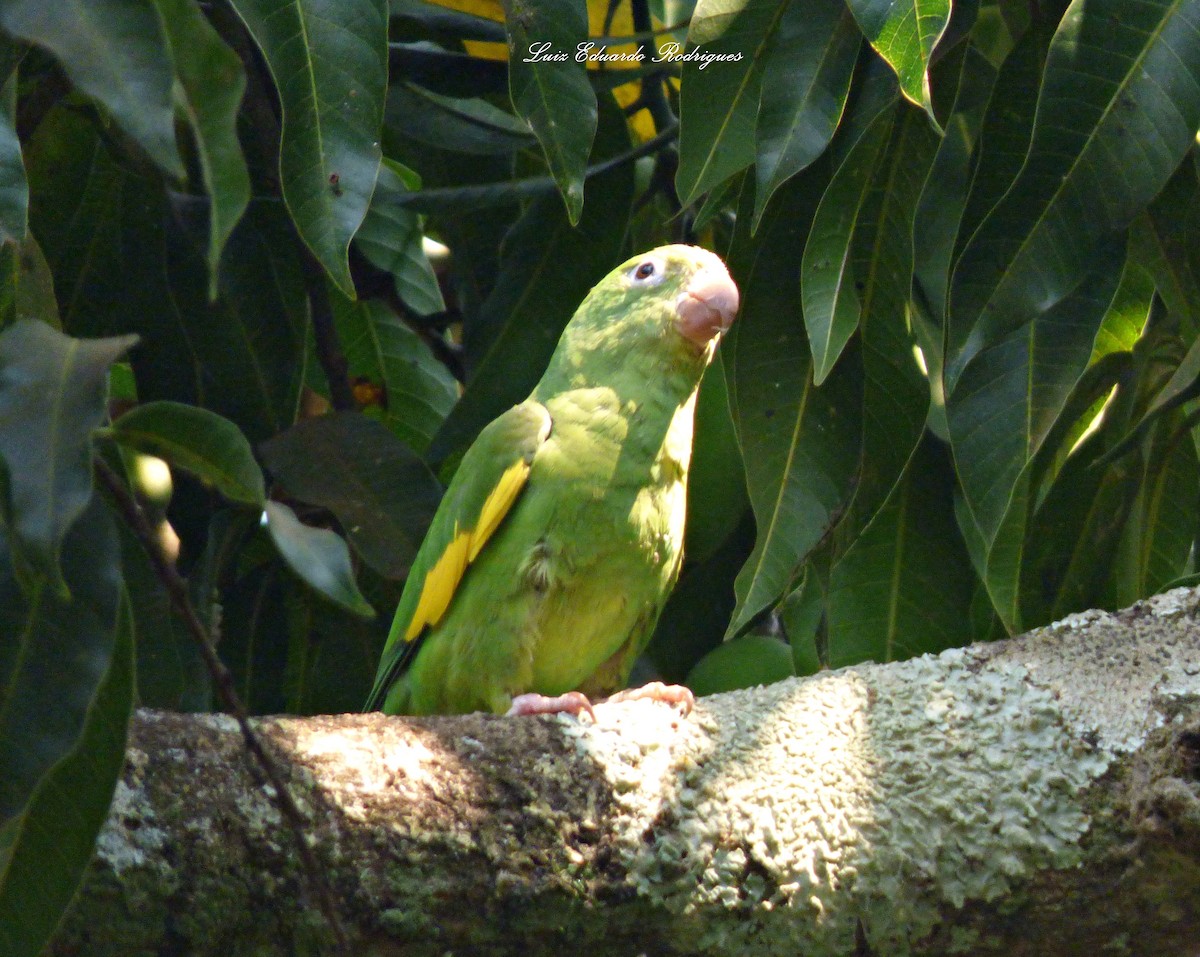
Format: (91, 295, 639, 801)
(94, 456, 350, 955)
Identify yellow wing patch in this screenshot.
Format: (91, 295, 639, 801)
(404, 459, 533, 640)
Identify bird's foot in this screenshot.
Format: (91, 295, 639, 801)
(506, 691, 597, 721)
(605, 681, 695, 715)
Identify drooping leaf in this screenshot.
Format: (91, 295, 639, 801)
(1133, 156, 1200, 332)
(282, 574, 393, 715)
(685, 353, 748, 565)
(229, 0, 387, 296)
(951, 18, 1054, 273)
(0, 496, 123, 826)
(724, 168, 863, 638)
(852, 106, 941, 519)
(0, 321, 137, 586)
(385, 82, 537, 156)
(752, 0, 859, 230)
(1112, 417, 1199, 607)
(1092, 257, 1154, 360)
(800, 106, 893, 385)
(911, 43, 997, 319)
(844, 0, 951, 117)
(949, 243, 1125, 549)
(948, 242, 1126, 629)
(0, 561, 133, 957)
(263, 500, 375, 617)
(0, 233, 59, 332)
(219, 559, 290, 714)
(826, 438, 974, 666)
(0, 0, 183, 178)
(107, 400, 266, 506)
(355, 158, 447, 317)
(676, 0, 787, 206)
(0, 41, 27, 245)
(500, 0, 596, 222)
(260, 412, 444, 578)
(153, 0, 251, 295)
(329, 294, 458, 453)
(26, 105, 307, 445)
(947, 0, 1200, 388)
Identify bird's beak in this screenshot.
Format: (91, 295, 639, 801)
(676, 268, 740, 346)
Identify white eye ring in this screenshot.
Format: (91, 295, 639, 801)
(628, 257, 666, 286)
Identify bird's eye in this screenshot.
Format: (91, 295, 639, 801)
(633, 261, 656, 281)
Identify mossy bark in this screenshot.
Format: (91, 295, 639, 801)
(49, 588, 1200, 956)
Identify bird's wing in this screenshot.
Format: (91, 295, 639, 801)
(364, 400, 552, 711)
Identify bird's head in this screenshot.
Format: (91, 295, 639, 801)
(553, 245, 741, 382)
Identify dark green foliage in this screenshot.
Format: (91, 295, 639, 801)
(3, 2, 1200, 951)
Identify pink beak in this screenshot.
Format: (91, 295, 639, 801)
(676, 269, 740, 346)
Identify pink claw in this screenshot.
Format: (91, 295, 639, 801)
(506, 691, 597, 721)
(605, 681, 695, 715)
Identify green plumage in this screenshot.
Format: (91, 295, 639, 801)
(365, 245, 738, 715)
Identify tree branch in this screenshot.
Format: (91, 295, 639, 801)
(49, 588, 1200, 956)
(92, 456, 349, 954)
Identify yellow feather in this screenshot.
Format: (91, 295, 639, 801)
(469, 460, 530, 562)
(406, 525, 472, 640)
(404, 460, 532, 641)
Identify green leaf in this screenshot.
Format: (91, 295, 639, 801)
(500, 0, 596, 223)
(263, 500, 375, 617)
(0, 581, 133, 957)
(947, 0, 1200, 388)
(25, 103, 306, 444)
(647, 515, 755, 683)
(259, 412, 443, 579)
(951, 19, 1053, 275)
(686, 634, 794, 695)
(676, 0, 786, 206)
(1133, 157, 1200, 332)
(107, 400, 266, 505)
(1092, 257, 1153, 361)
(428, 93, 633, 470)
(0, 43, 27, 244)
(1017, 439, 1134, 625)
(153, 0, 251, 296)
(826, 439, 974, 666)
(751, 0, 858, 230)
(685, 353, 748, 564)
(282, 573, 393, 715)
(0, 492, 133, 957)
(220, 559, 290, 714)
(1112, 417, 1198, 606)
(949, 243, 1125, 629)
(386, 82, 538, 156)
(0, 321, 136, 586)
(0, 0, 183, 178)
(0, 233, 59, 332)
(851, 105, 941, 517)
(911, 43, 996, 319)
(724, 169, 863, 638)
(844, 0, 951, 117)
(355, 158, 446, 317)
(229, 0, 387, 297)
(329, 294, 458, 454)
(948, 244, 1125, 549)
(800, 106, 893, 385)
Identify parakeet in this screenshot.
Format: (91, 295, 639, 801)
(364, 245, 739, 717)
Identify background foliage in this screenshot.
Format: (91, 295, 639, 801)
(3, 0, 1200, 951)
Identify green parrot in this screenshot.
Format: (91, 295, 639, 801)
(364, 245, 739, 717)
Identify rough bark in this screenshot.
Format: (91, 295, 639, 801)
(49, 588, 1200, 956)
